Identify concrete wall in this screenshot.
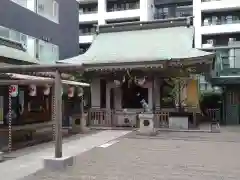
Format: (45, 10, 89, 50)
(0, 0, 79, 60)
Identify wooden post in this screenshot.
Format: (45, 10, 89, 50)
(152, 76, 156, 113)
(54, 70, 63, 158)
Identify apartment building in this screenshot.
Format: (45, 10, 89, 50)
(193, 0, 240, 92)
(78, 0, 193, 54)
(0, 0, 79, 63)
(193, 0, 240, 124)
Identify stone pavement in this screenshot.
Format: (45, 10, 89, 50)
(23, 130, 240, 180)
(0, 130, 130, 180)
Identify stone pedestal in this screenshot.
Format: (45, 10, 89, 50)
(80, 113, 89, 133)
(169, 116, 188, 129)
(138, 113, 156, 136)
(71, 113, 89, 133)
(44, 156, 74, 170)
(211, 122, 220, 133)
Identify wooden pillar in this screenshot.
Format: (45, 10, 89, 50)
(155, 78, 161, 110)
(114, 87, 121, 110)
(106, 81, 111, 109)
(91, 79, 100, 108)
(152, 77, 155, 113)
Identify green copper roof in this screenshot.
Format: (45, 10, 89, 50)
(0, 37, 40, 64)
(59, 26, 213, 65)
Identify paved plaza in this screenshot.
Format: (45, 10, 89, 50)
(21, 130, 240, 180)
(0, 130, 130, 180)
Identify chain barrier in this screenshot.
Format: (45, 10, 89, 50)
(52, 89, 56, 141)
(8, 86, 12, 152)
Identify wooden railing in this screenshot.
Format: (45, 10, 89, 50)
(206, 108, 220, 122)
(88, 109, 113, 127)
(87, 108, 221, 128)
(87, 109, 170, 128)
(154, 111, 169, 128)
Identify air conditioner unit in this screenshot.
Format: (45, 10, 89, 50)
(116, 113, 136, 127)
(228, 38, 236, 45)
(202, 39, 215, 48)
(203, 18, 210, 26)
(207, 39, 215, 45)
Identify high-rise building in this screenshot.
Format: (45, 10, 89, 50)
(0, 0, 79, 63)
(78, 0, 192, 54)
(193, 0, 240, 92)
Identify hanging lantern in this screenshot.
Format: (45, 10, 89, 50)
(113, 80, 121, 87)
(43, 84, 50, 96)
(77, 87, 84, 97)
(68, 86, 75, 97)
(9, 85, 18, 97)
(29, 84, 37, 96)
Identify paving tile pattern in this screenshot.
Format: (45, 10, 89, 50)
(23, 131, 240, 180)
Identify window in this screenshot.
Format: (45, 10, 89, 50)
(10, 30, 21, 42)
(26, 36, 36, 58)
(53, 1, 59, 21)
(37, 39, 59, 63)
(0, 25, 59, 61)
(0, 26, 10, 39)
(155, 7, 169, 19)
(37, 0, 59, 23)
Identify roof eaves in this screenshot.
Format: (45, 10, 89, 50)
(98, 16, 193, 33)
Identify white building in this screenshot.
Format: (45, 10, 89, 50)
(78, 0, 155, 53)
(193, 0, 240, 92)
(193, 0, 240, 48)
(78, 0, 193, 53)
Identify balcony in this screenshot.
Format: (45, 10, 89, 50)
(79, 27, 96, 44)
(201, 0, 240, 12)
(200, 24, 240, 35)
(79, 5, 98, 23)
(154, 5, 193, 20)
(201, 16, 240, 35)
(79, 35, 94, 44)
(106, 2, 140, 21)
(105, 9, 141, 21)
(79, 11, 98, 23)
(204, 47, 240, 73)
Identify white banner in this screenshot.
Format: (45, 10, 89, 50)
(29, 84, 37, 96)
(43, 84, 50, 96)
(77, 87, 84, 97)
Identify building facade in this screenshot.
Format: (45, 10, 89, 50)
(193, 0, 240, 125)
(0, 0, 79, 63)
(78, 0, 192, 54)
